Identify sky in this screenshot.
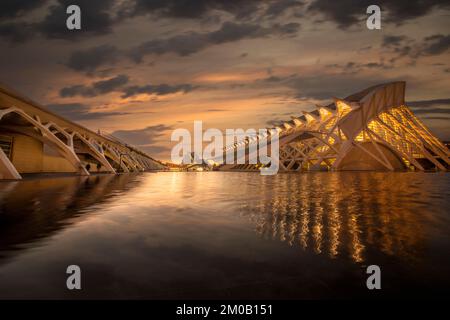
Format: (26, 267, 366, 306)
(0, 0, 449, 161)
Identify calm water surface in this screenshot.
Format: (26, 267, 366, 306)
(0, 172, 449, 299)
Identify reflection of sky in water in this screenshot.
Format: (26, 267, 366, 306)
(0, 172, 449, 299)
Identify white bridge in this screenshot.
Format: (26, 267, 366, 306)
(0, 84, 165, 180)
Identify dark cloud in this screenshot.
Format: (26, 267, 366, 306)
(381, 0, 450, 23)
(60, 75, 194, 99)
(0, 0, 48, 19)
(0, 0, 302, 44)
(422, 34, 450, 55)
(130, 21, 300, 62)
(46, 103, 131, 121)
(391, 45, 413, 61)
(0, 22, 35, 43)
(60, 74, 129, 97)
(272, 22, 301, 35)
(382, 33, 450, 63)
(308, 0, 370, 29)
(60, 84, 95, 98)
(381, 35, 414, 62)
(66, 45, 121, 74)
(408, 98, 450, 108)
(411, 108, 450, 114)
(112, 124, 173, 145)
(363, 62, 386, 68)
(38, 0, 117, 40)
(208, 21, 269, 43)
(124, 0, 261, 20)
(265, 0, 303, 18)
(121, 84, 195, 98)
(92, 74, 129, 94)
(383, 35, 409, 48)
(326, 61, 392, 72)
(308, 0, 450, 29)
(130, 33, 208, 60)
(207, 108, 227, 112)
(257, 73, 390, 101)
(407, 98, 450, 115)
(0, 0, 121, 43)
(421, 116, 450, 120)
(125, 0, 309, 21)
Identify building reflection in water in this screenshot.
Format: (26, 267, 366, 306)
(0, 172, 448, 299)
(0, 174, 143, 256)
(0, 171, 445, 268)
(239, 173, 429, 264)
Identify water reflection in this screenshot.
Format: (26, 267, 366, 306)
(0, 172, 449, 298)
(0, 172, 448, 266)
(239, 173, 449, 264)
(0, 174, 143, 257)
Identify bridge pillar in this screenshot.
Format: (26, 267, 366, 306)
(0, 147, 21, 179)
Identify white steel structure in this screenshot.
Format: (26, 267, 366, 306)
(0, 84, 165, 180)
(222, 82, 449, 172)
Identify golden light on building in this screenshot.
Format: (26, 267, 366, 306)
(221, 82, 450, 172)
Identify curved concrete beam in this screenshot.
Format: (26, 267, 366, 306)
(0, 107, 89, 176)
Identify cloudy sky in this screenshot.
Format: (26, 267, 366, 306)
(1, 0, 449, 160)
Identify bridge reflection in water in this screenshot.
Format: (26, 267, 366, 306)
(0, 172, 445, 263)
(0, 174, 142, 255)
(0, 172, 449, 298)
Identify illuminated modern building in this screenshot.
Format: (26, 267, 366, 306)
(0, 84, 165, 180)
(221, 82, 449, 172)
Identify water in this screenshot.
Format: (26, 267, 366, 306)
(0, 172, 449, 299)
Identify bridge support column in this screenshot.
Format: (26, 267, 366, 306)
(0, 148, 21, 179)
(72, 134, 116, 173)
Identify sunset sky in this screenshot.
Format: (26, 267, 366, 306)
(0, 0, 449, 160)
